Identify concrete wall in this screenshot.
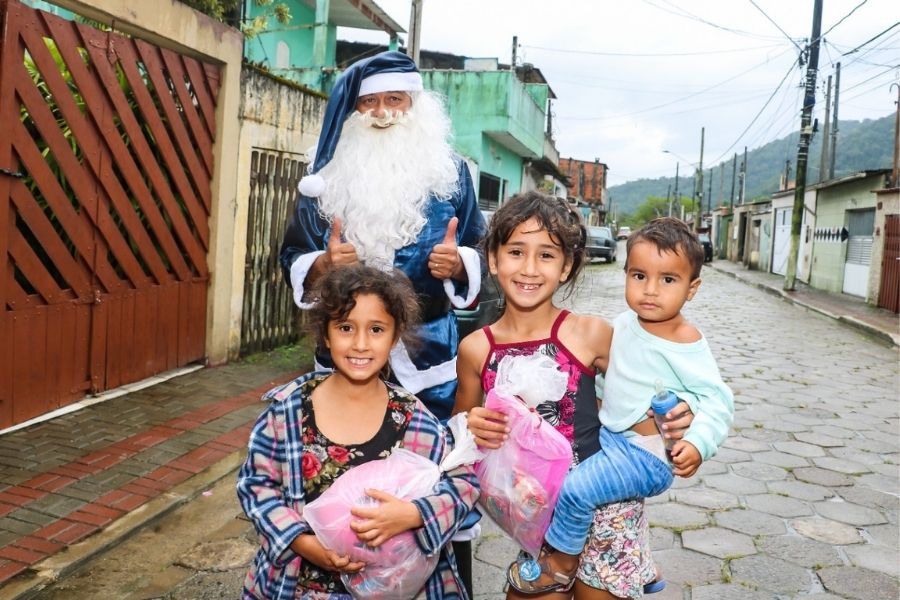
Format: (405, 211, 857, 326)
(480, 137, 524, 197)
(422, 70, 547, 183)
(809, 176, 880, 294)
(230, 68, 327, 356)
(50, 0, 244, 365)
(868, 188, 900, 305)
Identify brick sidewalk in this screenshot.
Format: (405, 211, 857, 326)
(0, 350, 307, 592)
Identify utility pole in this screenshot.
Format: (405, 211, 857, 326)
(407, 0, 423, 65)
(892, 82, 900, 187)
(740, 146, 748, 204)
(819, 74, 832, 182)
(707, 168, 713, 217)
(785, 0, 823, 291)
(730, 153, 737, 210)
(829, 62, 841, 179)
(673, 162, 680, 217)
(695, 127, 705, 230)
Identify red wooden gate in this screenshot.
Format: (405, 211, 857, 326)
(878, 214, 900, 313)
(0, 0, 219, 428)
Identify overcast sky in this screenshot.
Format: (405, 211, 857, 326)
(338, 0, 899, 186)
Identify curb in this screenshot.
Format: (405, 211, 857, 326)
(709, 264, 899, 348)
(1, 452, 245, 600)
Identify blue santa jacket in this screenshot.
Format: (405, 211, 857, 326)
(279, 158, 485, 420)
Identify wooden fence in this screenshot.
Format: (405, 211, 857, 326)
(240, 150, 303, 354)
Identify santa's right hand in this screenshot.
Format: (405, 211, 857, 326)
(468, 406, 509, 449)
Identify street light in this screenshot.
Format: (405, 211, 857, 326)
(663, 127, 705, 230)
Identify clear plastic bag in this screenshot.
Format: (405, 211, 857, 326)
(474, 354, 573, 556)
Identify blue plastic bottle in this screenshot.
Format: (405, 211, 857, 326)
(651, 386, 679, 458)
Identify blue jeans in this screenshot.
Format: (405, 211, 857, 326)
(545, 427, 674, 555)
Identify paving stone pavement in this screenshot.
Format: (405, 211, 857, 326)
(3, 258, 898, 600)
(553, 261, 899, 599)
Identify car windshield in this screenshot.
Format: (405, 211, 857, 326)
(588, 226, 611, 238)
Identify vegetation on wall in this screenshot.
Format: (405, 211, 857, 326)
(178, 0, 291, 38)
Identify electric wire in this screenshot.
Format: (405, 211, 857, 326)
(711, 57, 801, 164)
(747, 0, 804, 52)
(520, 43, 783, 58)
(557, 45, 797, 121)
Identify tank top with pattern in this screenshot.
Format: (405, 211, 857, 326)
(480, 310, 600, 463)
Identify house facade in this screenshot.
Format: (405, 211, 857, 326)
(808, 171, 889, 298)
(243, 0, 403, 92)
(560, 158, 608, 226)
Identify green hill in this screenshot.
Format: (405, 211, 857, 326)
(608, 114, 895, 217)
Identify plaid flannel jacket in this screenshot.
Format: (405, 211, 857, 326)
(237, 372, 479, 599)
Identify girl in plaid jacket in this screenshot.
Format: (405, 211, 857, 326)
(238, 265, 479, 599)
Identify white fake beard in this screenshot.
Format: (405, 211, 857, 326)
(315, 91, 459, 269)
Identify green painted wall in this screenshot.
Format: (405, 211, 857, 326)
(809, 175, 880, 292)
(480, 137, 524, 196)
(421, 70, 548, 195)
(244, 0, 335, 89)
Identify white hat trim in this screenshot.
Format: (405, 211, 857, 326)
(358, 71, 423, 96)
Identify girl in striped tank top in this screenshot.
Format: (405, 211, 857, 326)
(453, 192, 693, 600)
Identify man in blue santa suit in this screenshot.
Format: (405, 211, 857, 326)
(280, 51, 485, 422)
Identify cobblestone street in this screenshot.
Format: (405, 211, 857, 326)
(15, 261, 900, 600)
(544, 262, 898, 600)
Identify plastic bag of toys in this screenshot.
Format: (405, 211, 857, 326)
(474, 354, 573, 556)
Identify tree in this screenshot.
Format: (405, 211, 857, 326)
(625, 195, 693, 228)
(179, 0, 291, 38)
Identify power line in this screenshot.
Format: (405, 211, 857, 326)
(640, 0, 785, 42)
(520, 43, 783, 58)
(558, 46, 796, 121)
(747, 0, 803, 52)
(712, 58, 801, 163)
(842, 21, 900, 56)
(841, 63, 900, 94)
(820, 0, 868, 40)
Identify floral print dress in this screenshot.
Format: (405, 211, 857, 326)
(297, 382, 414, 594)
(480, 311, 657, 599)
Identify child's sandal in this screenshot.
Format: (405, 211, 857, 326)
(506, 555, 576, 595)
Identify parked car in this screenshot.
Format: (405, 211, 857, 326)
(585, 225, 617, 263)
(697, 232, 713, 263)
(455, 210, 503, 339)
(616, 226, 632, 240)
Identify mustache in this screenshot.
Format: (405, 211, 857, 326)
(354, 109, 409, 128)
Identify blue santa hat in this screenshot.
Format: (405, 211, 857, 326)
(299, 51, 423, 197)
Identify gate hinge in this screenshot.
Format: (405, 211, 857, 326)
(0, 167, 25, 179)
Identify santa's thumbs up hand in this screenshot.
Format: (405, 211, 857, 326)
(325, 218, 359, 269)
(428, 217, 462, 280)
(441, 217, 459, 247)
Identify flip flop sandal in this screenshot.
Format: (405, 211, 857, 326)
(506, 556, 576, 595)
(643, 579, 667, 593)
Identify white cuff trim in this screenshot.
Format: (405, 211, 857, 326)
(389, 340, 457, 394)
(452, 522, 482, 542)
(442, 246, 481, 309)
(289, 251, 325, 309)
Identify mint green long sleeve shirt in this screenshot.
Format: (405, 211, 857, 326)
(600, 310, 734, 461)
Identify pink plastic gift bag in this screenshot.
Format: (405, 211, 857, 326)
(473, 354, 573, 557)
(304, 420, 482, 600)
(303, 448, 439, 599)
